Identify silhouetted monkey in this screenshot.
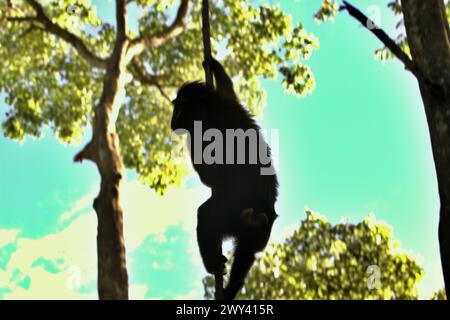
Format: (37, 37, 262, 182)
(171, 57, 278, 300)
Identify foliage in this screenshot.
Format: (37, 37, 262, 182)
(430, 288, 447, 300)
(0, 0, 318, 193)
(203, 210, 424, 300)
(314, 0, 339, 23)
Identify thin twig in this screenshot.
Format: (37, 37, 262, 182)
(129, 0, 189, 55)
(202, 0, 213, 87)
(22, 0, 107, 68)
(341, 1, 419, 78)
(131, 58, 172, 102)
(201, 0, 224, 300)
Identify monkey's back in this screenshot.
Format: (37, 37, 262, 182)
(191, 98, 278, 219)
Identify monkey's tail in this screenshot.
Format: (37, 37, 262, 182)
(223, 246, 256, 300)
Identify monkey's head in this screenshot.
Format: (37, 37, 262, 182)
(171, 82, 213, 134)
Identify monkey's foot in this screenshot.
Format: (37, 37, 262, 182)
(223, 281, 244, 300)
(240, 208, 269, 227)
(240, 208, 254, 223)
(217, 255, 228, 275)
(205, 254, 228, 275)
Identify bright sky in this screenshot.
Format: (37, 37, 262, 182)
(0, 0, 444, 299)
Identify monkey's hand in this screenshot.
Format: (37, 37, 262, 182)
(202, 59, 209, 70)
(203, 56, 238, 100)
(202, 56, 221, 77)
(206, 56, 225, 73)
(203, 55, 217, 65)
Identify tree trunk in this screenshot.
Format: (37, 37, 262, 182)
(401, 0, 450, 297)
(94, 67, 128, 300)
(75, 43, 129, 300)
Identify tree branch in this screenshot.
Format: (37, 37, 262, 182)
(24, 0, 107, 68)
(6, 16, 37, 22)
(116, 0, 127, 42)
(129, 0, 189, 57)
(131, 58, 166, 84)
(131, 58, 172, 101)
(341, 1, 420, 79)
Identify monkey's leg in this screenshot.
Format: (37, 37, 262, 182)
(223, 245, 256, 300)
(197, 200, 227, 274)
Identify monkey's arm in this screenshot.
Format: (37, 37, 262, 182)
(207, 57, 238, 101)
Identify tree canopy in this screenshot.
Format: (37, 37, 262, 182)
(0, 0, 318, 193)
(204, 210, 424, 300)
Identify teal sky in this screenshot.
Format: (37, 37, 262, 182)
(0, 0, 444, 299)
